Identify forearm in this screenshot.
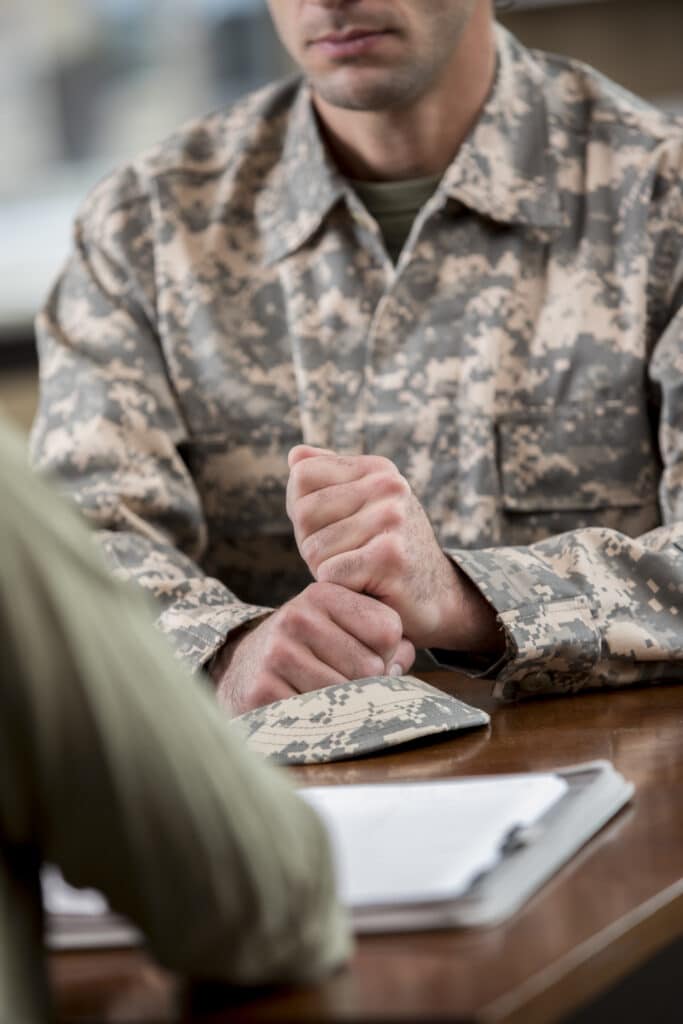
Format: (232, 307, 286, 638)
(31, 344, 271, 669)
(99, 528, 273, 668)
(30, 218, 275, 669)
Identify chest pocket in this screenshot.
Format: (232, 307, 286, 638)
(496, 401, 661, 542)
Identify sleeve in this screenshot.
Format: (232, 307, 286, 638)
(29, 167, 270, 669)
(0, 420, 350, 997)
(443, 143, 683, 700)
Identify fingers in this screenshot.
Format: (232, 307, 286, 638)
(215, 583, 415, 714)
(287, 451, 397, 510)
(315, 584, 407, 668)
(391, 637, 417, 676)
(293, 468, 409, 542)
(260, 640, 349, 696)
(287, 444, 335, 469)
(287, 455, 412, 588)
(274, 592, 387, 684)
(287, 449, 459, 648)
(316, 533, 404, 596)
(270, 584, 412, 686)
(291, 475, 375, 543)
(300, 497, 407, 576)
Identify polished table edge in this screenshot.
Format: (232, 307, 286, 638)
(482, 879, 683, 1023)
(51, 676, 683, 1023)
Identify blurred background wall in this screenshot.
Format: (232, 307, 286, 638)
(1, 0, 682, 432)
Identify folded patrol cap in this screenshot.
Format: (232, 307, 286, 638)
(232, 675, 489, 765)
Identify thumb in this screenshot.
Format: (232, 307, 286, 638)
(386, 638, 416, 678)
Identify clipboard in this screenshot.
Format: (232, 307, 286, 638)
(303, 760, 633, 933)
(44, 760, 632, 948)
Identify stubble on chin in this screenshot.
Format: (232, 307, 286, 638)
(308, 62, 433, 114)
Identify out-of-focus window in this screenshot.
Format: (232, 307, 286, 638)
(0, 0, 287, 339)
(0, 0, 286, 194)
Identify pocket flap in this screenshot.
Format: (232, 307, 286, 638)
(497, 402, 658, 512)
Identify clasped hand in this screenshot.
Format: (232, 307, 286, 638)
(287, 445, 461, 649)
(214, 445, 500, 713)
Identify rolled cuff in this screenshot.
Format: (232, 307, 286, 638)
(157, 601, 273, 670)
(444, 545, 602, 699)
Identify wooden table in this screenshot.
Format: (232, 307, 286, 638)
(51, 673, 683, 1022)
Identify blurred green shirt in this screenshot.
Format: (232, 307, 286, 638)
(0, 415, 349, 1023)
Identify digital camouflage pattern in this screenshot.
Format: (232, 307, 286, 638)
(232, 676, 489, 765)
(31, 26, 683, 698)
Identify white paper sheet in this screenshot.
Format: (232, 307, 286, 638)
(42, 865, 109, 916)
(300, 773, 567, 906)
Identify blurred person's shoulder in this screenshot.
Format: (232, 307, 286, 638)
(75, 76, 304, 235)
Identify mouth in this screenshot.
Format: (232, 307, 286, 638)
(308, 27, 396, 60)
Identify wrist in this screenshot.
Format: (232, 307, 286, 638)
(208, 615, 269, 687)
(428, 560, 504, 656)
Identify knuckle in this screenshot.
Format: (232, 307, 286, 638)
(300, 532, 320, 565)
(374, 532, 404, 569)
(287, 464, 302, 497)
(399, 640, 416, 669)
(395, 473, 412, 497)
(377, 608, 403, 649)
(373, 455, 399, 475)
(375, 501, 403, 532)
(277, 603, 311, 639)
(288, 461, 311, 497)
(377, 625, 402, 654)
(378, 474, 412, 507)
(293, 499, 315, 535)
(315, 560, 333, 584)
(246, 677, 281, 711)
(324, 553, 363, 585)
(375, 467, 403, 491)
(305, 580, 331, 603)
(373, 460, 406, 492)
(262, 631, 291, 668)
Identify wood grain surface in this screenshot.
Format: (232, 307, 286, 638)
(51, 673, 683, 1022)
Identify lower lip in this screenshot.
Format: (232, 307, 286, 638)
(313, 32, 391, 60)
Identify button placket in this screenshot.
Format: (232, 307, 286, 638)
(358, 207, 445, 459)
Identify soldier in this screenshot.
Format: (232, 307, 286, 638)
(31, 1, 683, 711)
(0, 416, 348, 1024)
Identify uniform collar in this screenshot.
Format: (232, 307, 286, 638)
(440, 25, 565, 230)
(260, 26, 565, 265)
(260, 83, 347, 266)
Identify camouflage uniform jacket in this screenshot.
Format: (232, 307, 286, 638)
(31, 27, 683, 699)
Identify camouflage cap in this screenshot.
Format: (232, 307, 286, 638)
(232, 675, 490, 765)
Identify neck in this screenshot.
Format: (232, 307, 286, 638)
(312, 6, 496, 182)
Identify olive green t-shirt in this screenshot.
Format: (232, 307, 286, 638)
(352, 174, 442, 263)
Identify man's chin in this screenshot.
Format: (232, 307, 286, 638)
(310, 68, 420, 113)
